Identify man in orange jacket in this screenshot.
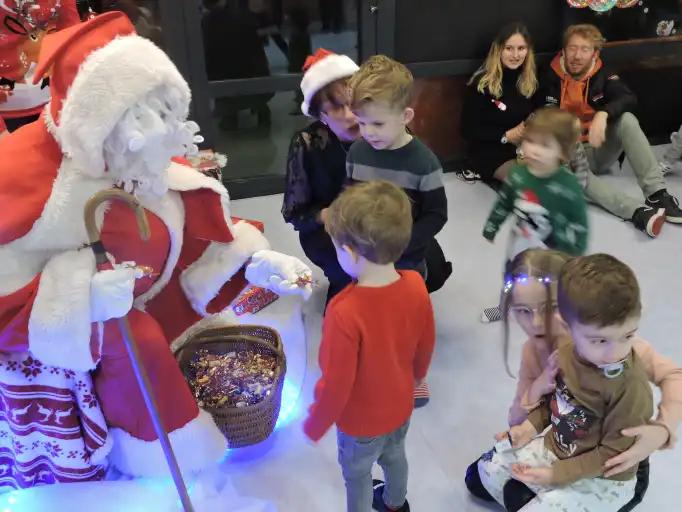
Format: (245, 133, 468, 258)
(540, 24, 682, 237)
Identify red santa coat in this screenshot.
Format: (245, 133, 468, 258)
(0, 116, 278, 475)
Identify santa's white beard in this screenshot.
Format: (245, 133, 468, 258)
(102, 85, 200, 199)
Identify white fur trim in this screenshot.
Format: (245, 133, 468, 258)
(166, 160, 235, 234)
(0, 161, 112, 262)
(55, 35, 190, 175)
(28, 249, 98, 372)
(133, 191, 185, 309)
(300, 54, 358, 116)
(166, 160, 228, 197)
(108, 409, 227, 477)
(89, 433, 114, 465)
(179, 221, 270, 316)
(0, 159, 113, 297)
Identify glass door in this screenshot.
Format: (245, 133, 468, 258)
(181, 0, 372, 198)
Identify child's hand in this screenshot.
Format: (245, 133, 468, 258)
(506, 123, 525, 145)
(509, 420, 537, 449)
(511, 464, 553, 486)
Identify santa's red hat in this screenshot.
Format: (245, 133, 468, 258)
(33, 11, 190, 177)
(300, 48, 358, 117)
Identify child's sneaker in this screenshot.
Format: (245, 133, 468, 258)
(372, 480, 411, 512)
(480, 305, 502, 323)
(413, 381, 430, 408)
(632, 206, 665, 237)
(455, 169, 480, 184)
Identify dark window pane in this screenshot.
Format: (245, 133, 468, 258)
(208, 90, 310, 180)
(200, 0, 358, 80)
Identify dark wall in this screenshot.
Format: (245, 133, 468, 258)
(394, 0, 563, 63)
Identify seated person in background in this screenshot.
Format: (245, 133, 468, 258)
(660, 121, 682, 175)
(460, 23, 539, 187)
(540, 23, 681, 237)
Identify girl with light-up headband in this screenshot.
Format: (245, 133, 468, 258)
(465, 249, 682, 512)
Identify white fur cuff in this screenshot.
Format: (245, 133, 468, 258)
(108, 409, 227, 477)
(180, 221, 270, 316)
(28, 249, 98, 372)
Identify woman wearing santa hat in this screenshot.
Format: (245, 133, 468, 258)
(282, 48, 360, 304)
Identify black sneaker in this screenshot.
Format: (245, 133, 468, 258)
(372, 480, 410, 511)
(480, 306, 502, 323)
(632, 207, 665, 237)
(646, 191, 682, 224)
(455, 169, 480, 184)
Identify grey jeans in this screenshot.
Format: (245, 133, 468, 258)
(582, 112, 666, 220)
(337, 421, 410, 512)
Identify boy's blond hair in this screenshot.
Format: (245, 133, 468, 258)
(525, 108, 581, 161)
(325, 181, 412, 265)
(558, 253, 641, 328)
(563, 24, 606, 51)
(349, 55, 413, 111)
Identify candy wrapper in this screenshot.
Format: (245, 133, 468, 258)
(187, 149, 228, 181)
(232, 286, 279, 316)
(188, 349, 278, 408)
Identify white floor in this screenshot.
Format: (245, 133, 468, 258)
(224, 149, 682, 511)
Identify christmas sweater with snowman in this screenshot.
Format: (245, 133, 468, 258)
(527, 339, 653, 486)
(482, 163, 588, 259)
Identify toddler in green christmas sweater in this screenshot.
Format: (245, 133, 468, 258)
(483, 108, 588, 260)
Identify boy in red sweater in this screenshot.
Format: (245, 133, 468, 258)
(303, 181, 436, 512)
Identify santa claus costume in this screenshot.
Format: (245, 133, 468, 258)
(0, 11, 310, 488)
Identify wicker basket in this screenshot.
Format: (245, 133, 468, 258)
(175, 325, 286, 448)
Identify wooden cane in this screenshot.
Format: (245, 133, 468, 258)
(84, 189, 195, 512)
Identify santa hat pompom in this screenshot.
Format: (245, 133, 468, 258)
(300, 49, 358, 117)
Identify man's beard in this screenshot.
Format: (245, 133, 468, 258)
(568, 60, 591, 79)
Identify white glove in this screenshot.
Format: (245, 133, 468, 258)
(90, 263, 143, 322)
(245, 250, 313, 301)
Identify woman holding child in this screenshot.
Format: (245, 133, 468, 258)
(465, 249, 682, 512)
(461, 23, 539, 187)
(283, 49, 452, 303)
(281, 49, 360, 302)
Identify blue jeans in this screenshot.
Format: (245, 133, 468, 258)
(337, 421, 410, 512)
